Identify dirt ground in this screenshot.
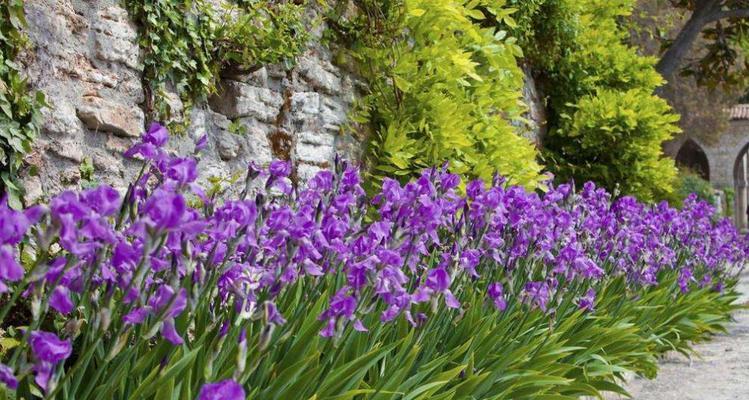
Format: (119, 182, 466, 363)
(611, 272, 749, 400)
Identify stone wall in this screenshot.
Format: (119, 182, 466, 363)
(17, 0, 546, 203)
(665, 118, 749, 228)
(664, 121, 749, 190)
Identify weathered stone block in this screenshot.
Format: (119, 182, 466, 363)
(218, 133, 241, 161)
(93, 7, 140, 70)
(49, 137, 85, 163)
(243, 129, 274, 165)
(296, 163, 324, 182)
(320, 98, 347, 133)
(297, 55, 342, 95)
(209, 81, 283, 123)
(42, 101, 83, 136)
(76, 96, 144, 138)
(291, 92, 321, 116)
(296, 142, 333, 165)
(298, 130, 335, 147)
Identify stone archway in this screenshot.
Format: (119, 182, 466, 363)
(734, 142, 749, 230)
(676, 139, 710, 180)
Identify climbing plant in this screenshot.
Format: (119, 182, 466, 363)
(123, 0, 309, 132)
(328, 0, 543, 192)
(0, 0, 46, 208)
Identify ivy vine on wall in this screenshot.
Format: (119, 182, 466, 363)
(0, 0, 46, 208)
(123, 0, 311, 132)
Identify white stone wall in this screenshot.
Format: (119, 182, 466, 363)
(17, 0, 545, 202)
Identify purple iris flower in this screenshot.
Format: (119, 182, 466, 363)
(309, 170, 334, 191)
(30, 331, 72, 364)
(149, 286, 188, 318)
(678, 268, 693, 293)
(0, 245, 24, 283)
(122, 285, 187, 345)
(81, 185, 121, 216)
(439, 173, 461, 191)
(487, 282, 507, 311)
(161, 320, 184, 345)
(578, 289, 596, 312)
(167, 157, 198, 185)
(264, 301, 286, 325)
(0, 199, 38, 245)
(197, 379, 246, 400)
(0, 363, 17, 390)
(320, 318, 337, 338)
(269, 160, 291, 177)
(460, 249, 481, 275)
(320, 289, 357, 332)
(194, 134, 208, 153)
(124, 142, 160, 160)
(143, 189, 186, 230)
(425, 268, 460, 309)
(143, 122, 169, 147)
(34, 362, 54, 392)
(524, 282, 550, 311)
(377, 249, 402, 267)
(426, 268, 450, 292)
(466, 179, 484, 199)
(50, 286, 74, 314)
(123, 307, 150, 325)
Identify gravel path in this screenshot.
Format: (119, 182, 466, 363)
(611, 273, 749, 400)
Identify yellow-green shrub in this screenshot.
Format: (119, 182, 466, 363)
(547, 89, 679, 201)
(521, 0, 681, 201)
(335, 0, 543, 192)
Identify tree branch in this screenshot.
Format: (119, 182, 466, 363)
(657, 0, 723, 78)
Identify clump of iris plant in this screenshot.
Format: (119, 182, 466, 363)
(0, 123, 745, 399)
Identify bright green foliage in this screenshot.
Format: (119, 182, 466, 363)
(516, 0, 681, 202)
(123, 0, 309, 131)
(218, 1, 309, 72)
(550, 89, 680, 201)
(79, 157, 98, 189)
(333, 0, 543, 192)
(0, 1, 45, 208)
